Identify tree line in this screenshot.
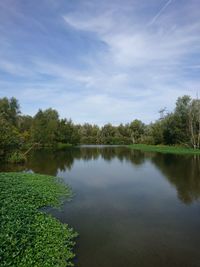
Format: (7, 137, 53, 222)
(0, 95, 200, 161)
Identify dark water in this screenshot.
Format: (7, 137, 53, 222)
(1, 146, 200, 267)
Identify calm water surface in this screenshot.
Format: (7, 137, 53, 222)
(1, 146, 200, 267)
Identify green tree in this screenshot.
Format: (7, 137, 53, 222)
(100, 124, 117, 144)
(0, 116, 21, 158)
(79, 123, 100, 144)
(162, 114, 182, 145)
(130, 120, 145, 143)
(188, 99, 200, 149)
(57, 119, 80, 145)
(0, 97, 21, 159)
(0, 97, 20, 126)
(31, 109, 59, 145)
(18, 115, 33, 143)
(173, 95, 191, 144)
(149, 121, 164, 145)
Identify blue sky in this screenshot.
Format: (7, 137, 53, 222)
(0, 0, 200, 125)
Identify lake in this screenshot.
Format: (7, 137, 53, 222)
(1, 146, 200, 267)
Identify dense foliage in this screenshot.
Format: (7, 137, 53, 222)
(0, 95, 200, 161)
(0, 172, 77, 267)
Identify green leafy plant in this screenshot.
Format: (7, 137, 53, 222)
(0, 172, 77, 267)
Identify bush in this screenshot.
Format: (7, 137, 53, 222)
(7, 151, 27, 163)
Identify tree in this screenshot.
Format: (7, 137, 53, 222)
(78, 123, 100, 144)
(57, 119, 80, 145)
(31, 109, 59, 145)
(0, 97, 21, 158)
(174, 95, 191, 144)
(149, 121, 164, 145)
(99, 124, 117, 144)
(162, 113, 182, 145)
(0, 97, 20, 126)
(0, 115, 21, 157)
(129, 120, 145, 143)
(18, 115, 33, 143)
(188, 99, 200, 149)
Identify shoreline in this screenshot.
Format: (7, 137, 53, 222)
(129, 144, 200, 155)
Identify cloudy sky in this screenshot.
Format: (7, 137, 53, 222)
(0, 0, 200, 125)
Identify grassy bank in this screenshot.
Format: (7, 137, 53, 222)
(56, 143, 73, 150)
(129, 144, 200, 155)
(0, 172, 77, 267)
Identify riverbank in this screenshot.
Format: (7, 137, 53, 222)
(0, 172, 77, 267)
(129, 144, 200, 155)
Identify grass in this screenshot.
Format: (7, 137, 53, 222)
(0, 172, 77, 267)
(129, 144, 200, 155)
(56, 143, 73, 150)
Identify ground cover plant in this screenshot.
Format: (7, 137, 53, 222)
(0, 172, 77, 267)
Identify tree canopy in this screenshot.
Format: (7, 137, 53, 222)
(0, 95, 199, 161)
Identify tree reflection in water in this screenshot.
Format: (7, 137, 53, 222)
(1, 146, 199, 204)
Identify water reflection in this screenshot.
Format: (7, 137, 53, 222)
(1, 146, 200, 204)
(150, 153, 200, 204)
(1, 146, 200, 267)
(29, 147, 200, 204)
(3, 147, 146, 175)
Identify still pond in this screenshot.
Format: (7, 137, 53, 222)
(1, 146, 200, 267)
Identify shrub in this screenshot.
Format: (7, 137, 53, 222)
(7, 151, 27, 163)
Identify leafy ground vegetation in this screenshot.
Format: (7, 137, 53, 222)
(0, 172, 77, 267)
(129, 144, 200, 155)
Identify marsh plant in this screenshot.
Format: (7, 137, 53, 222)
(0, 172, 77, 267)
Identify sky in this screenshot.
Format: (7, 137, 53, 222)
(0, 0, 200, 125)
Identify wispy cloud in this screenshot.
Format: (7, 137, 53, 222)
(149, 0, 173, 25)
(0, 0, 200, 124)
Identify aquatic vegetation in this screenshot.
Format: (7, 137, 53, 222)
(0, 172, 77, 267)
(129, 144, 200, 155)
(56, 143, 73, 150)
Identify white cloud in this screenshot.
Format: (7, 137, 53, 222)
(0, 60, 33, 76)
(63, 11, 115, 34)
(1, 0, 200, 125)
(62, 1, 200, 97)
